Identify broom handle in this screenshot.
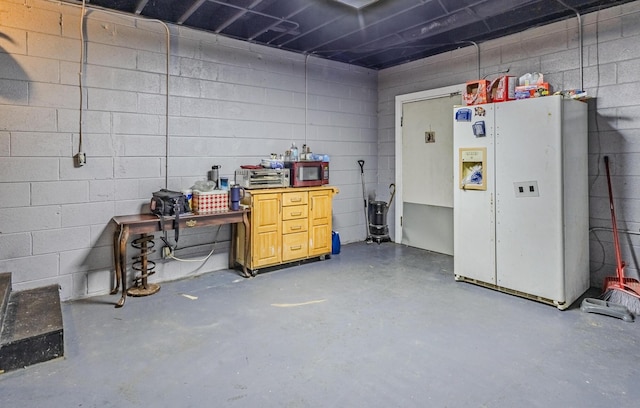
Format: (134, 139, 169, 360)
(604, 156, 626, 283)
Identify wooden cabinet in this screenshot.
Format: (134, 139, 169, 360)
(251, 193, 281, 268)
(309, 189, 332, 257)
(281, 190, 309, 262)
(236, 186, 338, 272)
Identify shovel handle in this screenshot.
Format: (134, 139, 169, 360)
(357, 160, 365, 173)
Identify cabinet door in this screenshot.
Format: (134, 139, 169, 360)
(252, 193, 281, 268)
(309, 190, 332, 256)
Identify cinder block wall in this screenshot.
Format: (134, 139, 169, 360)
(378, 1, 640, 287)
(0, 0, 377, 300)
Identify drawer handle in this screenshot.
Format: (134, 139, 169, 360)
(290, 245, 302, 250)
(291, 225, 302, 230)
(291, 212, 302, 216)
(290, 197, 302, 202)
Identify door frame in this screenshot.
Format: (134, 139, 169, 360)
(394, 84, 465, 243)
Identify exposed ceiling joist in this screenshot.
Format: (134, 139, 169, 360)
(81, 0, 637, 70)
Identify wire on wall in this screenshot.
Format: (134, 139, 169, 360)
(78, 0, 84, 150)
(589, 227, 640, 275)
(467, 41, 480, 79)
(554, 0, 583, 90)
(165, 225, 224, 263)
(75, 0, 86, 167)
(304, 53, 310, 146)
(55, 0, 170, 185)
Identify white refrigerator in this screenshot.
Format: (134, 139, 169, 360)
(452, 95, 589, 309)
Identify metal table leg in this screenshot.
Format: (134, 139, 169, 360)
(127, 233, 160, 298)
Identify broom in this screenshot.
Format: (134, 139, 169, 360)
(602, 156, 640, 315)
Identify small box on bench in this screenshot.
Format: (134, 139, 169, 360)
(192, 190, 228, 214)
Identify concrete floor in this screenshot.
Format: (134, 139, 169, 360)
(1, 242, 639, 407)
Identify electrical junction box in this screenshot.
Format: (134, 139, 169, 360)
(425, 131, 435, 143)
(513, 181, 539, 197)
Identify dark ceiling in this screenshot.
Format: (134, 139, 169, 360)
(81, 0, 634, 70)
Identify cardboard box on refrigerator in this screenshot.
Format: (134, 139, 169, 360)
(192, 190, 229, 214)
(463, 80, 490, 105)
(489, 76, 517, 102)
(514, 82, 551, 99)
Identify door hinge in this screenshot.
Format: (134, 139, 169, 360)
(400, 215, 403, 226)
(400, 116, 403, 127)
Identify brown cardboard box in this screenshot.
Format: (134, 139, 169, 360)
(489, 76, 517, 102)
(464, 80, 490, 105)
(515, 82, 551, 99)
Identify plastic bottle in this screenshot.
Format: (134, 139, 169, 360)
(208, 165, 220, 189)
(332, 231, 341, 254)
(181, 189, 193, 211)
(291, 143, 299, 161)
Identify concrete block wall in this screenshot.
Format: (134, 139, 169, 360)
(0, 0, 377, 301)
(378, 1, 640, 288)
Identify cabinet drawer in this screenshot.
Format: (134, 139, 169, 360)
(283, 219, 308, 234)
(282, 204, 308, 220)
(282, 231, 308, 261)
(282, 191, 308, 206)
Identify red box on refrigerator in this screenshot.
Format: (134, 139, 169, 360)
(463, 80, 490, 105)
(489, 76, 517, 102)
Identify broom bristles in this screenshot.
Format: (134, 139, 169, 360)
(603, 288, 640, 315)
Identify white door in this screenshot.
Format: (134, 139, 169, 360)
(396, 86, 462, 255)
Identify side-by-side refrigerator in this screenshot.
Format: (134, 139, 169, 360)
(452, 95, 589, 309)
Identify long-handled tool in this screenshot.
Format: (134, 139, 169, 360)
(357, 160, 372, 243)
(601, 155, 640, 314)
(581, 155, 638, 321)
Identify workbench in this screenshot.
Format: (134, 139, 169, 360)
(111, 209, 250, 308)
